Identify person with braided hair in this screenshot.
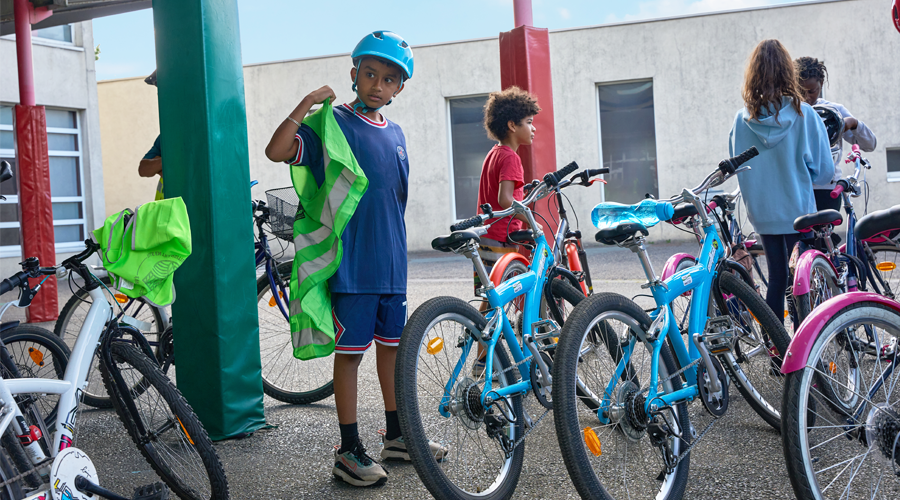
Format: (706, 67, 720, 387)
(795, 56, 877, 212)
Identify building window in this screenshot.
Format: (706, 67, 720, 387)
(0, 106, 86, 257)
(34, 25, 73, 44)
(597, 80, 659, 202)
(888, 148, 900, 182)
(448, 95, 495, 220)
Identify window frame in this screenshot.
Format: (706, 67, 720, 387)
(595, 78, 660, 204)
(887, 147, 900, 183)
(0, 105, 87, 257)
(445, 93, 494, 223)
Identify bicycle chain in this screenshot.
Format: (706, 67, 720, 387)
(0, 456, 52, 489)
(672, 415, 717, 469)
(641, 356, 702, 396)
(511, 407, 551, 452)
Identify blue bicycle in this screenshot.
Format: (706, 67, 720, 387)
(551, 149, 791, 500)
(395, 163, 604, 500)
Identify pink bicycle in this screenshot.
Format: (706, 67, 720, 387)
(781, 290, 900, 499)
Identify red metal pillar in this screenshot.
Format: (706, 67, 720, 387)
(13, 0, 57, 322)
(499, 11, 558, 240)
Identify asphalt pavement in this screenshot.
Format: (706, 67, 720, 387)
(7, 241, 797, 499)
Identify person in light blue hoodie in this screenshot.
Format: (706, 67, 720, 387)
(729, 39, 834, 324)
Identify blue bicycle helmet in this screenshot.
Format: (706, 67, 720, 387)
(350, 31, 414, 113)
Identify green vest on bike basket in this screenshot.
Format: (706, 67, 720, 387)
(289, 99, 368, 360)
(92, 197, 192, 307)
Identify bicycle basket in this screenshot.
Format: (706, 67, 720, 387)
(265, 187, 300, 242)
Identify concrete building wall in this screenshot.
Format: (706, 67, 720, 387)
(0, 21, 105, 279)
(98, 0, 899, 252)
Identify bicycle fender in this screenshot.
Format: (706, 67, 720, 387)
(792, 249, 837, 296)
(489, 251, 531, 287)
(661, 253, 695, 281)
(782, 292, 900, 374)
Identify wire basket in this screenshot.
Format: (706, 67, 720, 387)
(265, 187, 299, 242)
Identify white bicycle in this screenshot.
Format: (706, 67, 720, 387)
(0, 242, 228, 500)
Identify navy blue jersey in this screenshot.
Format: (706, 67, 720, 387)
(288, 104, 409, 294)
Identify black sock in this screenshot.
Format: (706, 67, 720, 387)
(385, 410, 401, 440)
(339, 422, 359, 453)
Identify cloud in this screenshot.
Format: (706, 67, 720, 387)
(559, 7, 571, 19)
(605, 0, 783, 23)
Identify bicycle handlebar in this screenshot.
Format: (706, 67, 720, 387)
(543, 162, 579, 187)
(717, 147, 758, 176)
(830, 180, 848, 199)
(663, 148, 756, 206)
(0, 272, 26, 295)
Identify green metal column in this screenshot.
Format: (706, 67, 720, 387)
(151, 0, 265, 439)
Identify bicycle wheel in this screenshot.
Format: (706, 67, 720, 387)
(0, 447, 23, 500)
(867, 244, 900, 298)
(1, 325, 70, 427)
(553, 293, 691, 500)
(257, 260, 333, 404)
(99, 342, 229, 500)
(795, 256, 842, 325)
(782, 301, 900, 500)
(396, 296, 525, 500)
(497, 259, 529, 333)
(715, 270, 791, 430)
(55, 275, 166, 408)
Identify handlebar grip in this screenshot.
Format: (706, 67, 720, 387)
(851, 144, 860, 153)
(0, 273, 26, 296)
(830, 180, 848, 199)
(544, 161, 579, 187)
(718, 147, 759, 175)
(586, 168, 609, 177)
(450, 214, 484, 232)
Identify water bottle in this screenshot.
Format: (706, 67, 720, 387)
(591, 198, 675, 230)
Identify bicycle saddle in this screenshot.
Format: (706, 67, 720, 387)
(670, 203, 699, 224)
(793, 209, 842, 233)
(508, 230, 534, 244)
(595, 223, 648, 245)
(432, 230, 481, 253)
(855, 204, 900, 243)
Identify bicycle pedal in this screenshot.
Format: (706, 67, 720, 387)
(701, 316, 737, 354)
(133, 482, 170, 500)
(529, 319, 561, 340)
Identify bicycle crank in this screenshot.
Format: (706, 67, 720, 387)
(530, 351, 553, 409)
(698, 356, 729, 417)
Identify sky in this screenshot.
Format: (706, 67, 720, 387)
(92, 0, 806, 81)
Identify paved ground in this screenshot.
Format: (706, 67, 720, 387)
(4, 241, 797, 499)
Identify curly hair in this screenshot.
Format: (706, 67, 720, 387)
(741, 39, 804, 122)
(483, 86, 541, 142)
(795, 56, 828, 85)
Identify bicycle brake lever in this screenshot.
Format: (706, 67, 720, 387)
(733, 165, 751, 175)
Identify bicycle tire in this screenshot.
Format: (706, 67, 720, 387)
(55, 275, 166, 408)
(0, 446, 23, 500)
(257, 260, 333, 404)
(99, 342, 229, 500)
(1, 325, 70, 427)
(396, 296, 525, 500)
(794, 255, 842, 326)
(552, 292, 691, 500)
(715, 270, 790, 430)
(782, 301, 900, 500)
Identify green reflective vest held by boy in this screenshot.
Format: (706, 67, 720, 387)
(289, 99, 368, 360)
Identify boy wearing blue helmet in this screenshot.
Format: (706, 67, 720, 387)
(265, 31, 447, 487)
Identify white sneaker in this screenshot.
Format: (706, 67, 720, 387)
(381, 434, 449, 462)
(332, 442, 388, 487)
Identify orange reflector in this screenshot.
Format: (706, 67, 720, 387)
(177, 417, 195, 445)
(876, 262, 896, 272)
(784, 310, 790, 319)
(584, 427, 601, 456)
(829, 362, 837, 374)
(268, 291, 285, 307)
(114, 293, 129, 304)
(427, 338, 444, 355)
(28, 347, 44, 367)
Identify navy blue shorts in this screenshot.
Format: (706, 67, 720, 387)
(332, 293, 407, 354)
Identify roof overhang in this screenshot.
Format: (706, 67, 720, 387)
(0, 0, 150, 36)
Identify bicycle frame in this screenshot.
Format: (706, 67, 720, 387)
(439, 231, 556, 415)
(0, 286, 112, 464)
(597, 221, 726, 423)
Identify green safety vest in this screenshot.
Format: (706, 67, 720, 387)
(289, 100, 368, 360)
(92, 197, 192, 307)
